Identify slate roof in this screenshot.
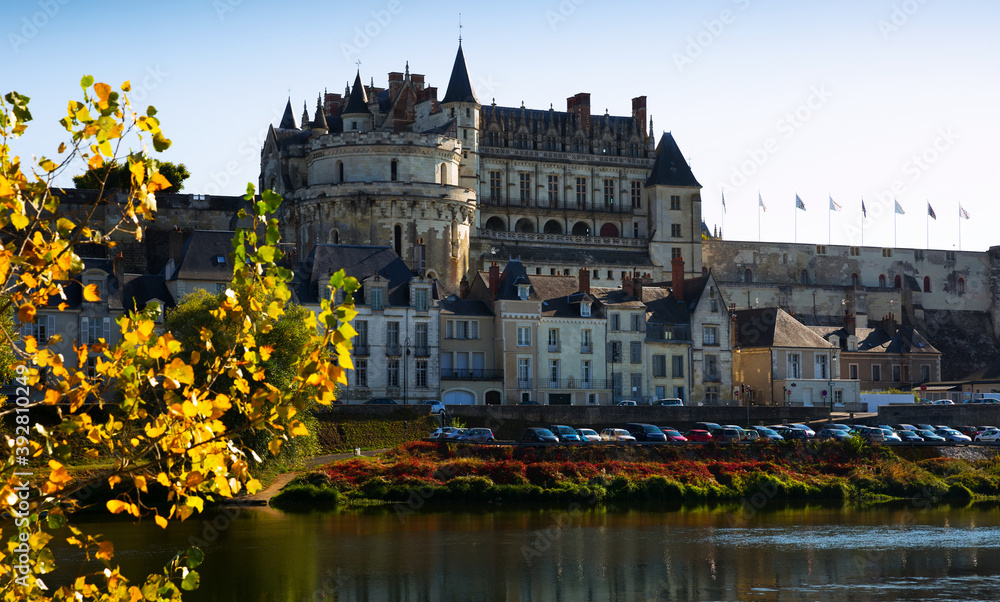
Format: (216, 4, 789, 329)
(492, 259, 532, 301)
(441, 43, 479, 104)
(809, 325, 940, 354)
(303, 244, 412, 306)
(278, 99, 296, 129)
(964, 359, 1000, 383)
(489, 245, 653, 267)
(171, 231, 235, 281)
(480, 105, 638, 140)
(734, 307, 833, 349)
(438, 297, 492, 317)
(343, 71, 371, 115)
(530, 275, 595, 318)
(122, 274, 174, 312)
(645, 133, 701, 188)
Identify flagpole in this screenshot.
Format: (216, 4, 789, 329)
(828, 202, 832, 245)
(758, 191, 761, 243)
(861, 197, 864, 247)
(894, 206, 897, 248)
(795, 198, 798, 244)
(926, 206, 929, 250)
(959, 205, 962, 251)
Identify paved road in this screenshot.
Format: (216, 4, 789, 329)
(236, 449, 389, 504)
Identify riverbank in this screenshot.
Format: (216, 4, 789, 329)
(272, 439, 1000, 508)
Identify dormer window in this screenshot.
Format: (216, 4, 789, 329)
(517, 284, 530, 300)
(212, 254, 226, 266)
(83, 277, 104, 303)
(413, 288, 428, 311)
(370, 286, 384, 310)
(581, 301, 591, 317)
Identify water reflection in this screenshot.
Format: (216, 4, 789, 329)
(54, 503, 1000, 601)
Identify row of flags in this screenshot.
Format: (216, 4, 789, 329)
(721, 192, 972, 220)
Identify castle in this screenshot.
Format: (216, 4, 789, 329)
(259, 42, 999, 386)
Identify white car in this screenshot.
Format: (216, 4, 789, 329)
(975, 428, 1000, 442)
(935, 428, 971, 442)
(616, 400, 638, 406)
(429, 426, 460, 440)
(601, 428, 636, 442)
(421, 400, 446, 414)
(576, 428, 602, 443)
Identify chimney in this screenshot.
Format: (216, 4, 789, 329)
(633, 271, 644, 301)
(413, 238, 426, 276)
(460, 276, 470, 299)
(488, 262, 500, 296)
(881, 312, 898, 337)
(579, 267, 591, 295)
(622, 272, 634, 298)
(671, 257, 685, 301)
(632, 96, 647, 135)
(845, 311, 856, 336)
(113, 251, 124, 306)
(169, 226, 184, 267)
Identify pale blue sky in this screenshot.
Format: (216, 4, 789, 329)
(5, 0, 998, 251)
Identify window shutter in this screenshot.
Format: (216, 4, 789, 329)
(81, 317, 89, 344)
(103, 318, 111, 343)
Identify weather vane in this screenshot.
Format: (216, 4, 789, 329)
(459, 13, 462, 43)
(355, 60, 362, 69)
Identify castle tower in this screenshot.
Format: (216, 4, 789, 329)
(440, 42, 481, 194)
(645, 133, 703, 277)
(342, 71, 372, 133)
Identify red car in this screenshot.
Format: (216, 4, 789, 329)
(685, 429, 713, 442)
(659, 427, 688, 442)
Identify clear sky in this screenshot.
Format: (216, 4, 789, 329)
(5, 0, 998, 251)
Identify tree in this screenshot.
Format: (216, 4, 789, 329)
(0, 78, 358, 600)
(72, 160, 191, 192)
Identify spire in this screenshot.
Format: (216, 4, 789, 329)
(442, 42, 479, 104)
(343, 70, 371, 115)
(312, 95, 328, 131)
(279, 98, 296, 129)
(301, 101, 310, 129)
(645, 133, 701, 188)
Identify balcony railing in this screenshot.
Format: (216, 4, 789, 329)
(517, 378, 533, 389)
(477, 196, 638, 215)
(539, 378, 611, 390)
(581, 345, 592, 354)
(414, 346, 429, 357)
(385, 345, 401, 356)
(548, 343, 560, 353)
(440, 369, 504, 381)
(353, 345, 369, 356)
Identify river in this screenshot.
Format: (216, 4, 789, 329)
(55, 502, 1000, 601)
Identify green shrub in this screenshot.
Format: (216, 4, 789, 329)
(271, 483, 340, 507)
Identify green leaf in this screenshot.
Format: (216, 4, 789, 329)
(257, 246, 276, 264)
(181, 570, 200, 591)
(46, 513, 67, 530)
(81, 75, 94, 89)
(39, 157, 58, 172)
(152, 131, 171, 152)
(186, 547, 204, 569)
(244, 182, 256, 200)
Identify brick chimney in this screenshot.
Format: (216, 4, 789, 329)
(488, 262, 500, 297)
(622, 271, 634, 298)
(579, 267, 591, 295)
(633, 271, 644, 301)
(671, 257, 685, 301)
(413, 238, 426, 276)
(459, 276, 469, 299)
(880, 312, 898, 337)
(169, 226, 184, 267)
(632, 96, 647, 135)
(845, 311, 856, 336)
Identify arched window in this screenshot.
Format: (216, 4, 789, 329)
(515, 218, 534, 233)
(572, 222, 590, 236)
(390, 159, 398, 182)
(958, 277, 966, 294)
(484, 216, 506, 231)
(599, 223, 619, 237)
(337, 161, 344, 183)
(394, 225, 402, 257)
(438, 163, 449, 185)
(543, 220, 562, 234)
(744, 269, 753, 284)
(800, 270, 809, 285)
(878, 274, 887, 287)
(851, 273, 859, 287)
(894, 275, 902, 289)
(923, 276, 931, 292)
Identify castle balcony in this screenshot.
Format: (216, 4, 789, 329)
(441, 369, 504, 381)
(298, 181, 475, 205)
(481, 146, 653, 169)
(479, 195, 635, 215)
(477, 228, 648, 250)
(539, 378, 611, 391)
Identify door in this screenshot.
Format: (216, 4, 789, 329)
(443, 390, 475, 405)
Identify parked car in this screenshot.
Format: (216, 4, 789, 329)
(931, 399, 954, 405)
(722, 425, 747, 439)
(601, 428, 637, 442)
(896, 430, 924, 442)
(616, 400, 638, 406)
(915, 430, 946, 442)
(659, 427, 688, 442)
(443, 428, 467, 440)
(458, 428, 495, 443)
(742, 429, 760, 441)
(576, 428, 602, 443)
(860, 428, 885, 443)
(916, 424, 938, 432)
(651, 398, 684, 406)
(420, 400, 446, 414)
(975, 428, 1000, 442)
(717, 428, 743, 443)
(624, 423, 667, 442)
(751, 426, 784, 441)
(817, 427, 850, 441)
(519, 400, 540, 405)
(880, 429, 903, 442)
(685, 429, 713, 442)
(776, 428, 808, 440)
(694, 422, 722, 432)
(783, 424, 816, 438)
(955, 426, 980, 438)
(935, 428, 972, 442)
(824, 423, 852, 431)
(549, 425, 582, 443)
(428, 427, 455, 440)
(894, 424, 918, 432)
(521, 428, 559, 443)
(365, 398, 397, 405)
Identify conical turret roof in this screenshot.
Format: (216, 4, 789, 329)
(343, 71, 371, 115)
(645, 133, 701, 188)
(442, 43, 479, 104)
(278, 98, 296, 129)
